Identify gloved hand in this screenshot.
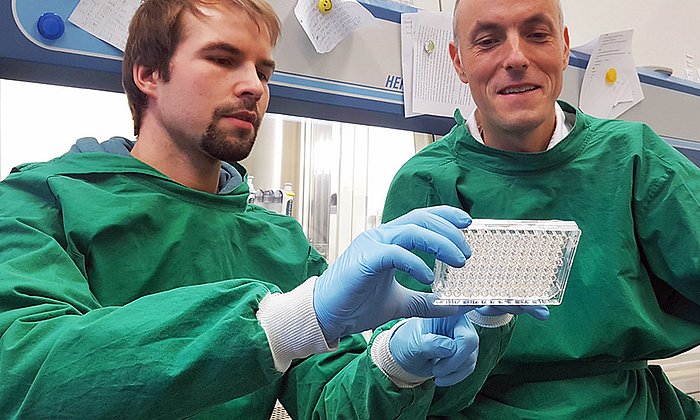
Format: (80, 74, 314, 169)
(314, 205, 474, 343)
(389, 314, 478, 387)
(475, 305, 550, 320)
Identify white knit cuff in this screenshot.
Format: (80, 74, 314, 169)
(467, 310, 513, 328)
(256, 277, 333, 372)
(370, 325, 430, 389)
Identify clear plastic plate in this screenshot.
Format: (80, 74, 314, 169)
(432, 219, 581, 306)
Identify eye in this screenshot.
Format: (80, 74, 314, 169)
(528, 32, 549, 41)
(474, 37, 500, 49)
(257, 67, 274, 82)
(209, 56, 233, 67)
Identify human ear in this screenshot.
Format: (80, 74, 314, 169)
(449, 41, 469, 84)
(562, 26, 571, 69)
(132, 64, 160, 98)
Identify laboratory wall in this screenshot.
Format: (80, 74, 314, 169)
(0, 79, 134, 178)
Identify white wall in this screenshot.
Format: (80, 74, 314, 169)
(439, 0, 700, 83)
(561, 0, 700, 82)
(0, 79, 134, 179)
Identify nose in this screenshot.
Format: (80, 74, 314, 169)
(235, 63, 264, 102)
(502, 35, 529, 71)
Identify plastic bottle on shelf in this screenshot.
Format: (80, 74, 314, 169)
(246, 176, 256, 204)
(282, 183, 295, 217)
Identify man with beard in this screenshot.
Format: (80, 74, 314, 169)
(382, 0, 700, 418)
(0, 0, 548, 418)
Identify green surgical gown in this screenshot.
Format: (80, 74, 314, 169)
(383, 101, 700, 419)
(0, 151, 513, 419)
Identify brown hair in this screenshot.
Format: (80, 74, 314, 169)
(122, 0, 281, 136)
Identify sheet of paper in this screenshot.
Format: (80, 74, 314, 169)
(408, 11, 474, 118)
(400, 14, 420, 117)
(69, 0, 142, 52)
(579, 30, 644, 119)
(294, 0, 376, 54)
(572, 36, 599, 56)
(686, 54, 697, 82)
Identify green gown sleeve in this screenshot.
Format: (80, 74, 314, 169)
(282, 333, 436, 419)
(0, 171, 290, 417)
(282, 319, 515, 419)
(633, 125, 700, 323)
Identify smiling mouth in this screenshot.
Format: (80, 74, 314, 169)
(499, 85, 539, 95)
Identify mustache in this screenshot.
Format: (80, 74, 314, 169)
(212, 100, 258, 121)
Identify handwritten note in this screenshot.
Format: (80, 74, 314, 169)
(400, 14, 418, 117)
(401, 10, 473, 118)
(294, 0, 375, 54)
(579, 30, 644, 119)
(69, 0, 142, 52)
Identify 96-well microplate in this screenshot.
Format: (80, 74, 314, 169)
(433, 219, 581, 305)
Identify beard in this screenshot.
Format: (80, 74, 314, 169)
(200, 103, 261, 163)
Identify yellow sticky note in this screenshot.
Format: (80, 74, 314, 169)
(318, 0, 332, 13)
(605, 67, 617, 85)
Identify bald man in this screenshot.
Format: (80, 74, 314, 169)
(383, 0, 700, 417)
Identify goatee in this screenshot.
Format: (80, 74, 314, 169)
(201, 104, 260, 162)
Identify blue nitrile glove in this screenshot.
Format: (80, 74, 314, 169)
(314, 205, 474, 343)
(476, 305, 550, 320)
(389, 314, 479, 387)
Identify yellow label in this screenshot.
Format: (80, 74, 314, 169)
(605, 67, 617, 85)
(318, 0, 332, 13)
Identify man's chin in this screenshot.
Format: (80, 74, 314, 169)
(201, 135, 256, 163)
(496, 112, 548, 133)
